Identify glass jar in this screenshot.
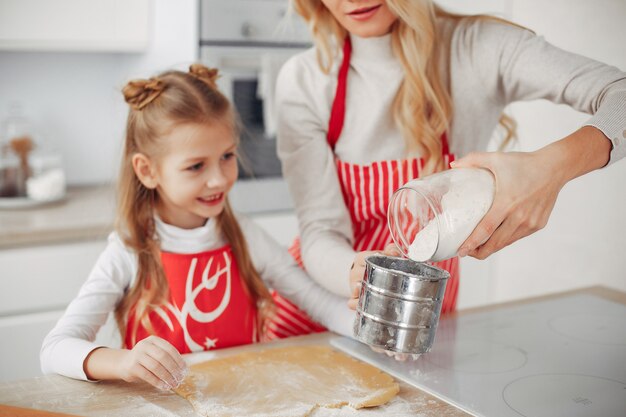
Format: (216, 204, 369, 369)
(26, 152, 66, 201)
(388, 168, 495, 262)
(0, 154, 23, 197)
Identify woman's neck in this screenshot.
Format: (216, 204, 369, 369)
(350, 32, 396, 62)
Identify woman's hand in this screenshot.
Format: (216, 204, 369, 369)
(117, 336, 188, 390)
(347, 244, 401, 310)
(452, 127, 611, 260)
(451, 150, 564, 260)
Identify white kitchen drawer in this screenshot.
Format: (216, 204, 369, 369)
(0, 309, 120, 382)
(0, 310, 62, 382)
(0, 240, 107, 316)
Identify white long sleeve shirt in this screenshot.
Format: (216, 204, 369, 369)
(40, 214, 355, 381)
(276, 18, 626, 297)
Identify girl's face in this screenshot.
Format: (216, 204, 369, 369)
(134, 122, 238, 229)
(321, 0, 397, 37)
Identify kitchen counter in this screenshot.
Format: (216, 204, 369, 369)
(1, 286, 622, 417)
(0, 180, 293, 250)
(0, 185, 116, 249)
(0, 332, 467, 417)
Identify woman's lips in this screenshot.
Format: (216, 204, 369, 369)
(198, 193, 224, 206)
(347, 4, 381, 21)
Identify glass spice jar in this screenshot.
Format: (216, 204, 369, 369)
(388, 168, 495, 262)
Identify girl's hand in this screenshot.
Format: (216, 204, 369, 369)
(347, 244, 401, 310)
(118, 336, 188, 391)
(451, 150, 565, 260)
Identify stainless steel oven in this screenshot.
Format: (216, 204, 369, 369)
(199, 0, 311, 213)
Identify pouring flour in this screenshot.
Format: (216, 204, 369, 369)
(388, 168, 495, 262)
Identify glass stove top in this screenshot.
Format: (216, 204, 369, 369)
(332, 294, 626, 417)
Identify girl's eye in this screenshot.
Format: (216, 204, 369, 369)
(222, 152, 236, 161)
(187, 162, 203, 171)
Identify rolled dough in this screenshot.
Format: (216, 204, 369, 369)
(174, 345, 399, 417)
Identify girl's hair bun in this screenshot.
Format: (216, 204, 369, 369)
(189, 64, 220, 89)
(122, 78, 165, 110)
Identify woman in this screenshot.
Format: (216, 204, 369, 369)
(273, 0, 625, 321)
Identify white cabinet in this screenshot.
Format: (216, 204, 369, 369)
(0, 0, 151, 52)
(0, 240, 113, 382)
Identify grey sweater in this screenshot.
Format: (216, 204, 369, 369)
(276, 18, 626, 297)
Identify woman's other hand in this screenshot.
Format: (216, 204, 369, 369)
(452, 126, 611, 260)
(347, 244, 401, 310)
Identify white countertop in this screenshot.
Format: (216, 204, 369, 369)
(0, 333, 468, 417)
(0, 178, 294, 249)
(0, 185, 116, 249)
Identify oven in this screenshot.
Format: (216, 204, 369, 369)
(199, 0, 311, 213)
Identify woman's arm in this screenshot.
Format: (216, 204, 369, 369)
(454, 126, 611, 259)
(276, 55, 356, 297)
(458, 18, 626, 164)
(451, 19, 625, 258)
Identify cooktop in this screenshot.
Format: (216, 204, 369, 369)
(332, 293, 626, 417)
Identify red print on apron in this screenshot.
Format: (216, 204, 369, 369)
(125, 245, 257, 353)
(268, 37, 459, 339)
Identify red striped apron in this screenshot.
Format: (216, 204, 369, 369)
(268, 37, 460, 339)
(125, 245, 258, 353)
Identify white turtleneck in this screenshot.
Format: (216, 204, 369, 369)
(40, 213, 355, 381)
(276, 17, 626, 297)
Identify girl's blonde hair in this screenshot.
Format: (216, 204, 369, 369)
(292, 0, 517, 173)
(116, 64, 273, 345)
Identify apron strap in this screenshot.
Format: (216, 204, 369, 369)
(327, 36, 352, 150)
(441, 131, 450, 155)
(326, 36, 451, 157)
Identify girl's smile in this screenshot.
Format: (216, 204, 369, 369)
(197, 192, 224, 206)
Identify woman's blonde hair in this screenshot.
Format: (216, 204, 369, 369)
(116, 64, 273, 345)
(292, 0, 517, 173)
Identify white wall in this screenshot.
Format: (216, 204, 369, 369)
(0, 0, 199, 185)
(454, 0, 626, 309)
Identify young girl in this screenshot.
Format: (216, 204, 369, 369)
(40, 64, 354, 390)
(275, 0, 625, 315)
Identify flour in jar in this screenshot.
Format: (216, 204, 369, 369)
(408, 170, 493, 262)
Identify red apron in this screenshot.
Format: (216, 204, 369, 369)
(268, 37, 460, 339)
(125, 245, 258, 353)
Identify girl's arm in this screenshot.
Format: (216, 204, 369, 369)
(238, 215, 355, 337)
(275, 56, 356, 298)
(40, 233, 187, 389)
(83, 336, 186, 390)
